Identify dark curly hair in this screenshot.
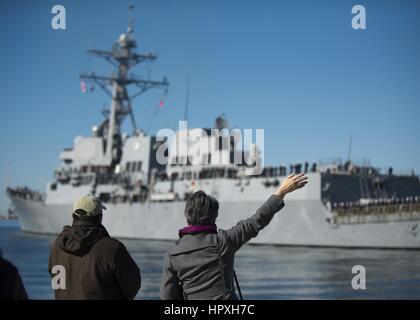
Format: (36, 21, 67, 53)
(184, 191, 219, 225)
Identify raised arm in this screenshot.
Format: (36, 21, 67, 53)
(225, 172, 308, 251)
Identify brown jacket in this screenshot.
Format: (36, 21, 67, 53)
(48, 217, 140, 300)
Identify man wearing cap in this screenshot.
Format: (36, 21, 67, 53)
(48, 195, 141, 300)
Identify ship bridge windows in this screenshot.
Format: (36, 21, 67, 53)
(135, 161, 142, 172)
(125, 161, 142, 173)
(98, 166, 109, 174)
(170, 156, 191, 167)
(81, 175, 94, 185)
(227, 168, 237, 179)
(198, 168, 227, 179)
(155, 171, 169, 182)
(80, 166, 90, 174)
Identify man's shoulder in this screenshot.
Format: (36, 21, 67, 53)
(94, 236, 125, 253)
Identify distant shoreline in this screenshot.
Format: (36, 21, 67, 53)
(0, 216, 18, 221)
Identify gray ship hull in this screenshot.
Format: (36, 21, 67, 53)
(10, 195, 420, 248)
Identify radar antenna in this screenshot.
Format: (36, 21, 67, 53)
(80, 4, 169, 166)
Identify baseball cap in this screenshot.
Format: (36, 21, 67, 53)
(73, 195, 106, 216)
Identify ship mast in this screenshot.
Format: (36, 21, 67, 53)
(80, 5, 169, 166)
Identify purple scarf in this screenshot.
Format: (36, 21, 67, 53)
(178, 224, 217, 238)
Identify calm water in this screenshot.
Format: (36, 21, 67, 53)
(1, 220, 419, 299)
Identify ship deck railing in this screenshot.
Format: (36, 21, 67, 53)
(330, 201, 420, 224)
(6, 187, 45, 202)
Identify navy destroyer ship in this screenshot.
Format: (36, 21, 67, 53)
(7, 8, 420, 248)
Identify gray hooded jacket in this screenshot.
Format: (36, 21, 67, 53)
(160, 195, 285, 300)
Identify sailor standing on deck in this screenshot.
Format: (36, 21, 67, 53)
(160, 172, 308, 300)
(48, 195, 141, 300)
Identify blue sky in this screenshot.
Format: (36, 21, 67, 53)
(0, 0, 419, 215)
